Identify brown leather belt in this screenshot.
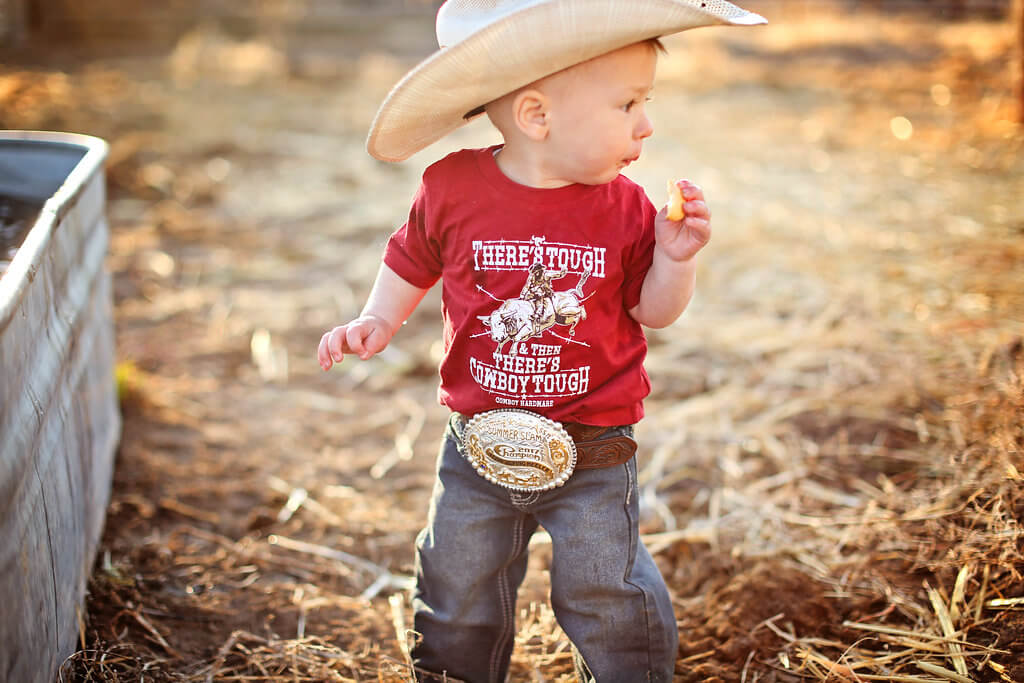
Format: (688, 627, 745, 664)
(452, 412, 637, 470)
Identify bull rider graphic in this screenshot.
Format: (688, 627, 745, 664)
(477, 264, 592, 358)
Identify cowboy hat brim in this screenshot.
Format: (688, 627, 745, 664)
(366, 0, 766, 162)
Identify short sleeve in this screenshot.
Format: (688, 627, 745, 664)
(383, 179, 443, 289)
(619, 190, 657, 310)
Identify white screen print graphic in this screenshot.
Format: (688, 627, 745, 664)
(469, 237, 604, 408)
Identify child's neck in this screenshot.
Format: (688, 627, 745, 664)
(493, 144, 574, 189)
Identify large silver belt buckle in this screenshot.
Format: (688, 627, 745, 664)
(463, 409, 577, 492)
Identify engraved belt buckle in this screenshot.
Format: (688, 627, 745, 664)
(463, 409, 577, 492)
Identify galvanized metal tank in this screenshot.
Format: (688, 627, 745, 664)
(0, 131, 120, 683)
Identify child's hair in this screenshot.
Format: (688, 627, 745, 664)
(646, 37, 668, 54)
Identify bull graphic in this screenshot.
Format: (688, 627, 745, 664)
(478, 265, 591, 358)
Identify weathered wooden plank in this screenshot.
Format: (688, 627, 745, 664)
(0, 132, 119, 683)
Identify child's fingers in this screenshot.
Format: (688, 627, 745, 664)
(667, 180, 708, 224)
(319, 318, 391, 367)
(318, 329, 341, 370)
(328, 325, 353, 362)
(317, 334, 330, 370)
(684, 216, 711, 244)
(363, 326, 390, 357)
(678, 180, 703, 202)
(683, 199, 709, 220)
(347, 321, 390, 361)
(344, 324, 369, 359)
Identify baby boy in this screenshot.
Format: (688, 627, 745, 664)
(317, 1, 765, 680)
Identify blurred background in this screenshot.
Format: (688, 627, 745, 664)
(2, 1, 1022, 681)
(0, 0, 1018, 46)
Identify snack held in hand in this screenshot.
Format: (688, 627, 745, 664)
(666, 180, 685, 221)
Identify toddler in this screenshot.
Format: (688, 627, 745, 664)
(317, 1, 765, 680)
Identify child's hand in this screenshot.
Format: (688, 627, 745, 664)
(317, 314, 394, 370)
(657, 179, 711, 262)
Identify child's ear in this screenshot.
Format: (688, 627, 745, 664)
(513, 89, 549, 141)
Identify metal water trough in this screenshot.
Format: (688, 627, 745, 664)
(0, 131, 120, 682)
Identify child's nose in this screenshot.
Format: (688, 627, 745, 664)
(635, 113, 653, 140)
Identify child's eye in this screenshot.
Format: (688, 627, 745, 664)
(621, 96, 652, 113)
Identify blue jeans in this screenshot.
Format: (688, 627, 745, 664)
(411, 417, 678, 682)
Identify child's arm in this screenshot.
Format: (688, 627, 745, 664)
(317, 263, 430, 370)
(628, 180, 711, 329)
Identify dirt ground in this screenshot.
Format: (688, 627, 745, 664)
(3, 2, 1023, 681)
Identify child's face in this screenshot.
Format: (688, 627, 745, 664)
(542, 42, 657, 186)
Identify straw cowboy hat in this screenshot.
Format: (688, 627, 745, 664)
(366, 0, 766, 161)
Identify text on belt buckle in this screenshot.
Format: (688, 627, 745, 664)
(463, 409, 577, 491)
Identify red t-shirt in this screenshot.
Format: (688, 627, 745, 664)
(384, 146, 657, 426)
